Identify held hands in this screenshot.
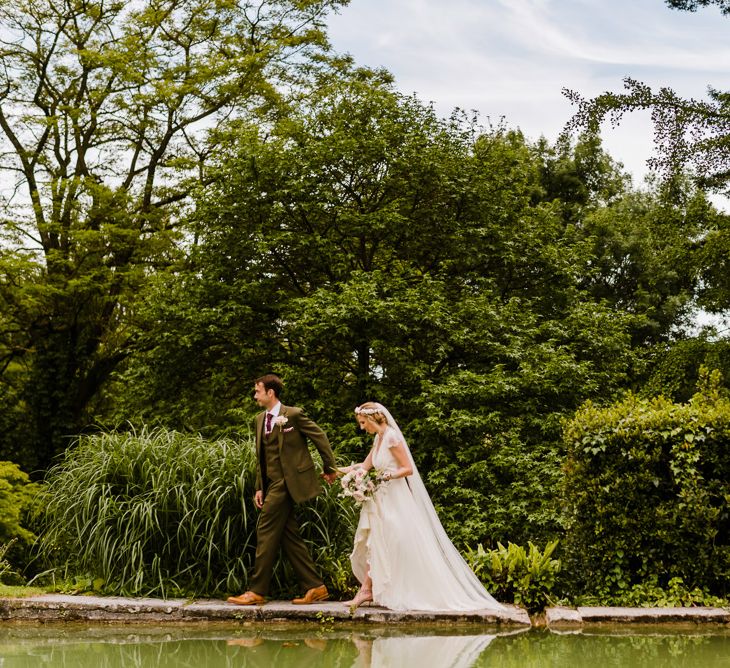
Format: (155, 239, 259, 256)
(328, 462, 368, 483)
(322, 471, 338, 485)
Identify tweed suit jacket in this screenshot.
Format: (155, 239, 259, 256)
(254, 405, 336, 504)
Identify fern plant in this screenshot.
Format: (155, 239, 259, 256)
(467, 539, 560, 611)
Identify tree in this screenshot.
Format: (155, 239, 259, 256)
(564, 79, 730, 196)
(0, 0, 346, 470)
(532, 135, 710, 346)
(110, 71, 662, 547)
(533, 133, 629, 223)
(563, 1, 730, 316)
(666, 0, 730, 13)
(576, 186, 715, 344)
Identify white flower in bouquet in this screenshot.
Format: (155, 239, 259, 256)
(339, 466, 387, 505)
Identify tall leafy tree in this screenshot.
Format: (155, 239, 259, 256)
(105, 65, 472, 426)
(564, 79, 730, 197)
(575, 186, 714, 344)
(666, 0, 730, 13)
(0, 0, 346, 470)
(563, 0, 730, 316)
(113, 70, 697, 546)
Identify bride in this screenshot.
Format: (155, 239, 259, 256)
(339, 402, 504, 612)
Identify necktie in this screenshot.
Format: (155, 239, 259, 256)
(265, 412, 273, 434)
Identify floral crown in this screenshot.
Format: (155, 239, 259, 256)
(354, 406, 380, 415)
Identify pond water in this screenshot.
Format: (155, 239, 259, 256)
(0, 624, 729, 667)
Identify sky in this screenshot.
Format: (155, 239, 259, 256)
(327, 0, 730, 190)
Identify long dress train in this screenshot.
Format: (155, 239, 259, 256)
(350, 425, 503, 612)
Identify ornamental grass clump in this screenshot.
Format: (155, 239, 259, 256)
(36, 427, 356, 598)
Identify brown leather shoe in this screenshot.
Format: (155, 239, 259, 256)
(227, 591, 266, 606)
(292, 584, 329, 604)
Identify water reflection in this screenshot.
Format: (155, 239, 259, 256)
(0, 625, 504, 668)
(0, 625, 729, 667)
(350, 634, 495, 668)
(475, 628, 730, 668)
(222, 632, 497, 668)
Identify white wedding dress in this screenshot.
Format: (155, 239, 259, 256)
(350, 409, 504, 612)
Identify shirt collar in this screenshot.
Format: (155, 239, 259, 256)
(267, 402, 282, 418)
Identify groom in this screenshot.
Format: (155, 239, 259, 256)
(227, 373, 338, 605)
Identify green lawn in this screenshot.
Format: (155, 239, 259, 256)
(0, 585, 47, 598)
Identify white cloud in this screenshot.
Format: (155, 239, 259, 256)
(495, 0, 730, 70)
(328, 0, 730, 191)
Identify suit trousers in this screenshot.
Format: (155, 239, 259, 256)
(248, 478, 323, 596)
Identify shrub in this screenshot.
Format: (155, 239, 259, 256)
(0, 460, 41, 578)
(641, 338, 730, 403)
(561, 367, 730, 601)
(466, 539, 560, 611)
(574, 575, 727, 608)
(36, 427, 356, 598)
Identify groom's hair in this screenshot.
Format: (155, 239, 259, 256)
(255, 373, 284, 398)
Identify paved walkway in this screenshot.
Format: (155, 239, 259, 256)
(1, 595, 728, 627)
(0, 594, 530, 626)
(546, 605, 730, 627)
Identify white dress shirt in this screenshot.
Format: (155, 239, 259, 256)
(265, 401, 282, 434)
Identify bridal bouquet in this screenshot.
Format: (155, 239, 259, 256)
(339, 467, 387, 505)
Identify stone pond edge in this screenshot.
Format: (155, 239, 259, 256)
(1, 596, 729, 627)
(545, 605, 730, 627)
(0, 594, 531, 626)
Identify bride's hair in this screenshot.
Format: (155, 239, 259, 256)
(354, 402, 388, 426)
